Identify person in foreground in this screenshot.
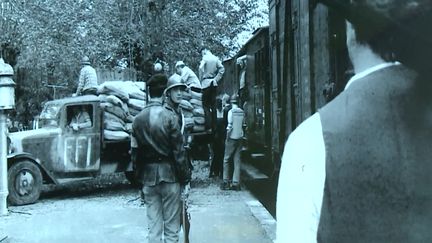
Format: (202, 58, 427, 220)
(131, 74, 191, 243)
(276, 1, 432, 242)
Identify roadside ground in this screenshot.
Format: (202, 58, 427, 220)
(0, 160, 275, 243)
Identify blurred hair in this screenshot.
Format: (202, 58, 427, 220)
(147, 74, 168, 98)
(322, 0, 432, 72)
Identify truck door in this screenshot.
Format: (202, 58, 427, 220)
(62, 104, 101, 172)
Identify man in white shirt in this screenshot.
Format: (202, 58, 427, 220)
(276, 1, 432, 242)
(221, 94, 245, 191)
(175, 61, 201, 90)
(199, 48, 225, 132)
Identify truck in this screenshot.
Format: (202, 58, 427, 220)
(7, 95, 136, 205)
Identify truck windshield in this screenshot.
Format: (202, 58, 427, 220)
(39, 103, 61, 128)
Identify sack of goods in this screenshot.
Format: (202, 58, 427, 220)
(180, 88, 205, 133)
(97, 81, 147, 141)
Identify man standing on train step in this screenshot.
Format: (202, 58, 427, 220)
(199, 48, 225, 133)
(221, 94, 244, 191)
(276, 0, 432, 242)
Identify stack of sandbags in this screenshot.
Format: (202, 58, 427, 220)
(180, 89, 205, 133)
(97, 81, 147, 140)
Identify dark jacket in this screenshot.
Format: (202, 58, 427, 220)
(132, 100, 190, 186)
(318, 65, 432, 242)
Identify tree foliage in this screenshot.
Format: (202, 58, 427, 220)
(0, 0, 268, 123)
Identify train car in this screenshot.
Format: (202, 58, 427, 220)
(219, 27, 272, 174)
(267, 0, 352, 174)
(219, 57, 236, 97)
(219, 0, 355, 178)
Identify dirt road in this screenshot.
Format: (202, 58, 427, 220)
(0, 161, 274, 243)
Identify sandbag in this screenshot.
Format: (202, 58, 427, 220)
(106, 95, 124, 107)
(129, 107, 141, 116)
(104, 120, 126, 131)
(98, 82, 130, 101)
(98, 94, 108, 103)
(182, 110, 194, 118)
(190, 99, 203, 107)
(100, 102, 113, 109)
(180, 100, 194, 111)
(193, 108, 205, 117)
(123, 81, 147, 100)
(125, 123, 133, 133)
(190, 90, 202, 100)
(104, 130, 129, 140)
(128, 98, 146, 111)
(125, 114, 135, 123)
(102, 103, 127, 120)
(194, 116, 205, 125)
(104, 111, 126, 126)
(184, 117, 195, 128)
(182, 91, 192, 100)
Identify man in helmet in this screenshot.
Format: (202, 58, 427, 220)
(175, 61, 201, 91)
(75, 56, 98, 96)
(131, 73, 191, 243)
(221, 93, 244, 191)
(276, 1, 432, 242)
(165, 73, 193, 243)
(199, 48, 225, 132)
(165, 74, 187, 131)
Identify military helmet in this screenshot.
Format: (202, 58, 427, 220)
(81, 56, 90, 65)
(154, 63, 163, 72)
(164, 74, 187, 94)
(230, 94, 239, 104)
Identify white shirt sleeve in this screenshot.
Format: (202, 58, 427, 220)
(276, 113, 326, 243)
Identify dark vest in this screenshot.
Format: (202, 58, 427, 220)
(318, 65, 432, 243)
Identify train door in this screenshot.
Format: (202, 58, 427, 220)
(290, 1, 351, 125)
(269, 0, 289, 171)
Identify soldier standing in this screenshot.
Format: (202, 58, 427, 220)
(165, 74, 192, 243)
(131, 74, 191, 243)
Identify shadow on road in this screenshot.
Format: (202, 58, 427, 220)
(40, 173, 135, 201)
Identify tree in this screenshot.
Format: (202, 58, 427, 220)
(0, 0, 268, 122)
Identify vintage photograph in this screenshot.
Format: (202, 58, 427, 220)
(1, 0, 431, 242)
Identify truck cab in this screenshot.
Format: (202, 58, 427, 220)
(7, 95, 132, 205)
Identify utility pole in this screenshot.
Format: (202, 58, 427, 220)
(0, 58, 15, 216)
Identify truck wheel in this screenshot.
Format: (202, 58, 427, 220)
(8, 160, 42, 206)
(124, 171, 141, 188)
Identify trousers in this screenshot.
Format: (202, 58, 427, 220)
(202, 85, 217, 131)
(143, 182, 181, 243)
(223, 138, 242, 185)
